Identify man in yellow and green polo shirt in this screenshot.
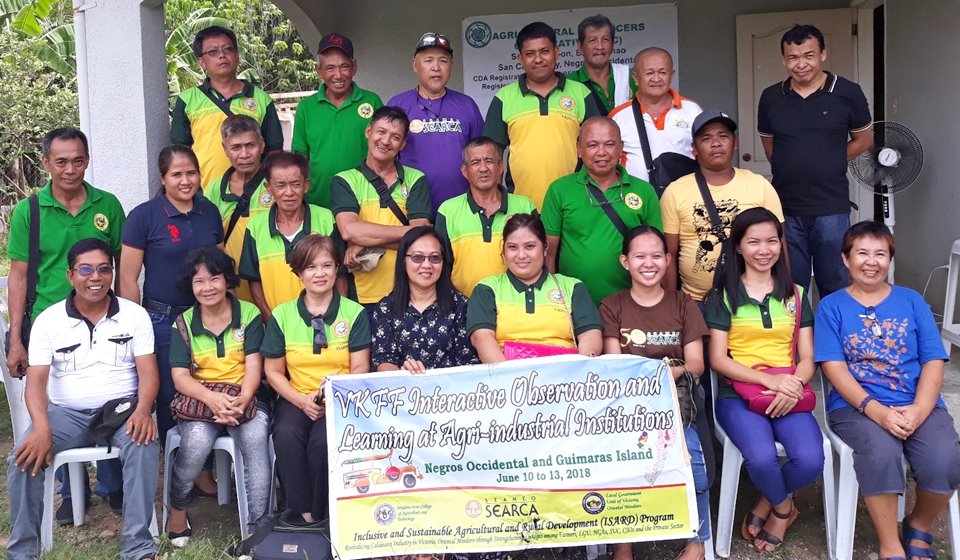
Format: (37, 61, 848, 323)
(204, 115, 272, 302)
(292, 33, 384, 208)
(331, 106, 432, 305)
(482, 21, 602, 210)
(435, 137, 536, 297)
(171, 26, 283, 187)
(543, 117, 661, 305)
(239, 152, 336, 317)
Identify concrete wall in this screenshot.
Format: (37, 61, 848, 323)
(885, 0, 960, 306)
(288, 0, 851, 122)
(81, 0, 168, 210)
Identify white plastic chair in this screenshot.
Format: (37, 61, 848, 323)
(0, 276, 32, 445)
(711, 369, 836, 558)
(819, 372, 960, 560)
(162, 425, 276, 537)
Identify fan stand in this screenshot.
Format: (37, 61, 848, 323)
(878, 184, 896, 282)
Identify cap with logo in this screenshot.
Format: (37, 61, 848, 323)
(415, 32, 453, 55)
(691, 109, 738, 139)
(318, 33, 354, 58)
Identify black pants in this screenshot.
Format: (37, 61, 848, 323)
(272, 397, 329, 519)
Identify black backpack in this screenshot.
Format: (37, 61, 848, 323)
(238, 510, 333, 560)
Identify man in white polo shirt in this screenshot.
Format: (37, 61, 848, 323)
(610, 47, 702, 184)
(6, 238, 160, 560)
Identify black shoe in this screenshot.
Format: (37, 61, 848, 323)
(106, 490, 123, 515)
(55, 498, 74, 526)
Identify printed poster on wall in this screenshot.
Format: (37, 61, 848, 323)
(461, 4, 680, 113)
(326, 355, 697, 560)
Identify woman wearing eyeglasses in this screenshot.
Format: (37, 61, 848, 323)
(371, 226, 476, 373)
(816, 222, 960, 560)
(261, 234, 370, 523)
(467, 213, 602, 362)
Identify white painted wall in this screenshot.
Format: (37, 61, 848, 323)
(80, 0, 169, 211)
(885, 0, 960, 306)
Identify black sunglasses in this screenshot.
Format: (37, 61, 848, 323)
(310, 317, 328, 354)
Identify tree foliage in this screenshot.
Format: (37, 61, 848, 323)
(0, 25, 77, 202)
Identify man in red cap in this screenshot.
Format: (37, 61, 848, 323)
(292, 33, 383, 207)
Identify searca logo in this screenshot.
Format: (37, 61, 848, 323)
(465, 21, 492, 48)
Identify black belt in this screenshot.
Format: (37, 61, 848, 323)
(142, 299, 190, 317)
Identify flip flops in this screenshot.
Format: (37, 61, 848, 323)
(902, 517, 937, 559)
(753, 504, 799, 554)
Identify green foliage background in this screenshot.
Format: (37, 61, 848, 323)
(0, 0, 316, 206)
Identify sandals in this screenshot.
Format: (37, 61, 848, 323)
(740, 512, 766, 541)
(902, 517, 937, 559)
(753, 503, 799, 553)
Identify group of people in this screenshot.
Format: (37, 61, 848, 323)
(4, 15, 958, 560)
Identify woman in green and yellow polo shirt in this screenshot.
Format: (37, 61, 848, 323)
(167, 246, 269, 544)
(261, 234, 370, 523)
(466, 213, 602, 362)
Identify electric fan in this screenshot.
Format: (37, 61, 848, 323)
(848, 121, 924, 281)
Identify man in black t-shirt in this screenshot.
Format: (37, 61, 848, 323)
(758, 24, 873, 298)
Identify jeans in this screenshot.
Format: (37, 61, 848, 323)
(784, 213, 851, 298)
(7, 404, 159, 560)
(715, 397, 824, 505)
(685, 425, 712, 543)
(147, 308, 176, 444)
(169, 411, 272, 531)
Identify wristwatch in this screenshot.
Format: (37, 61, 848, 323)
(857, 395, 875, 414)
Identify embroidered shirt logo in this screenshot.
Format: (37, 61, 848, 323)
(167, 224, 182, 243)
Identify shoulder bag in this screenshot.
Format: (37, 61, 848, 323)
(631, 98, 698, 196)
(729, 286, 816, 414)
(168, 314, 258, 423)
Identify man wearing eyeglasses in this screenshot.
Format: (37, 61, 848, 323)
(5, 127, 127, 524)
(292, 33, 384, 208)
(543, 117, 661, 305)
(387, 32, 484, 215)
(171, 25, 284, 187)
(7, 238, 160, 560)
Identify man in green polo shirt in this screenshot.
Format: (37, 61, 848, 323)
(435, 136, 536, 297)
(543, 117, 661, 305)
(6, 127, 125, 376)
(331, 106, 432, 305)
(292, 33, 384, 208)
(568, 14, 638, 115)
(171, 26, 283, 187)
(482, 21, 601, 210)
(5, 126, 126, 522)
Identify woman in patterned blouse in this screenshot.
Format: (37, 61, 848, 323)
(371, 226, 477, 372)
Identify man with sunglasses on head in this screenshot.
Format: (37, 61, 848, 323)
(387, 32, 484, 215)
(6, 127, 127, 525)
(7, 238, 161, 560)
(292, 33, 384, 208)
(542, 116, 661, 305)
(171, 25, 284, 187)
